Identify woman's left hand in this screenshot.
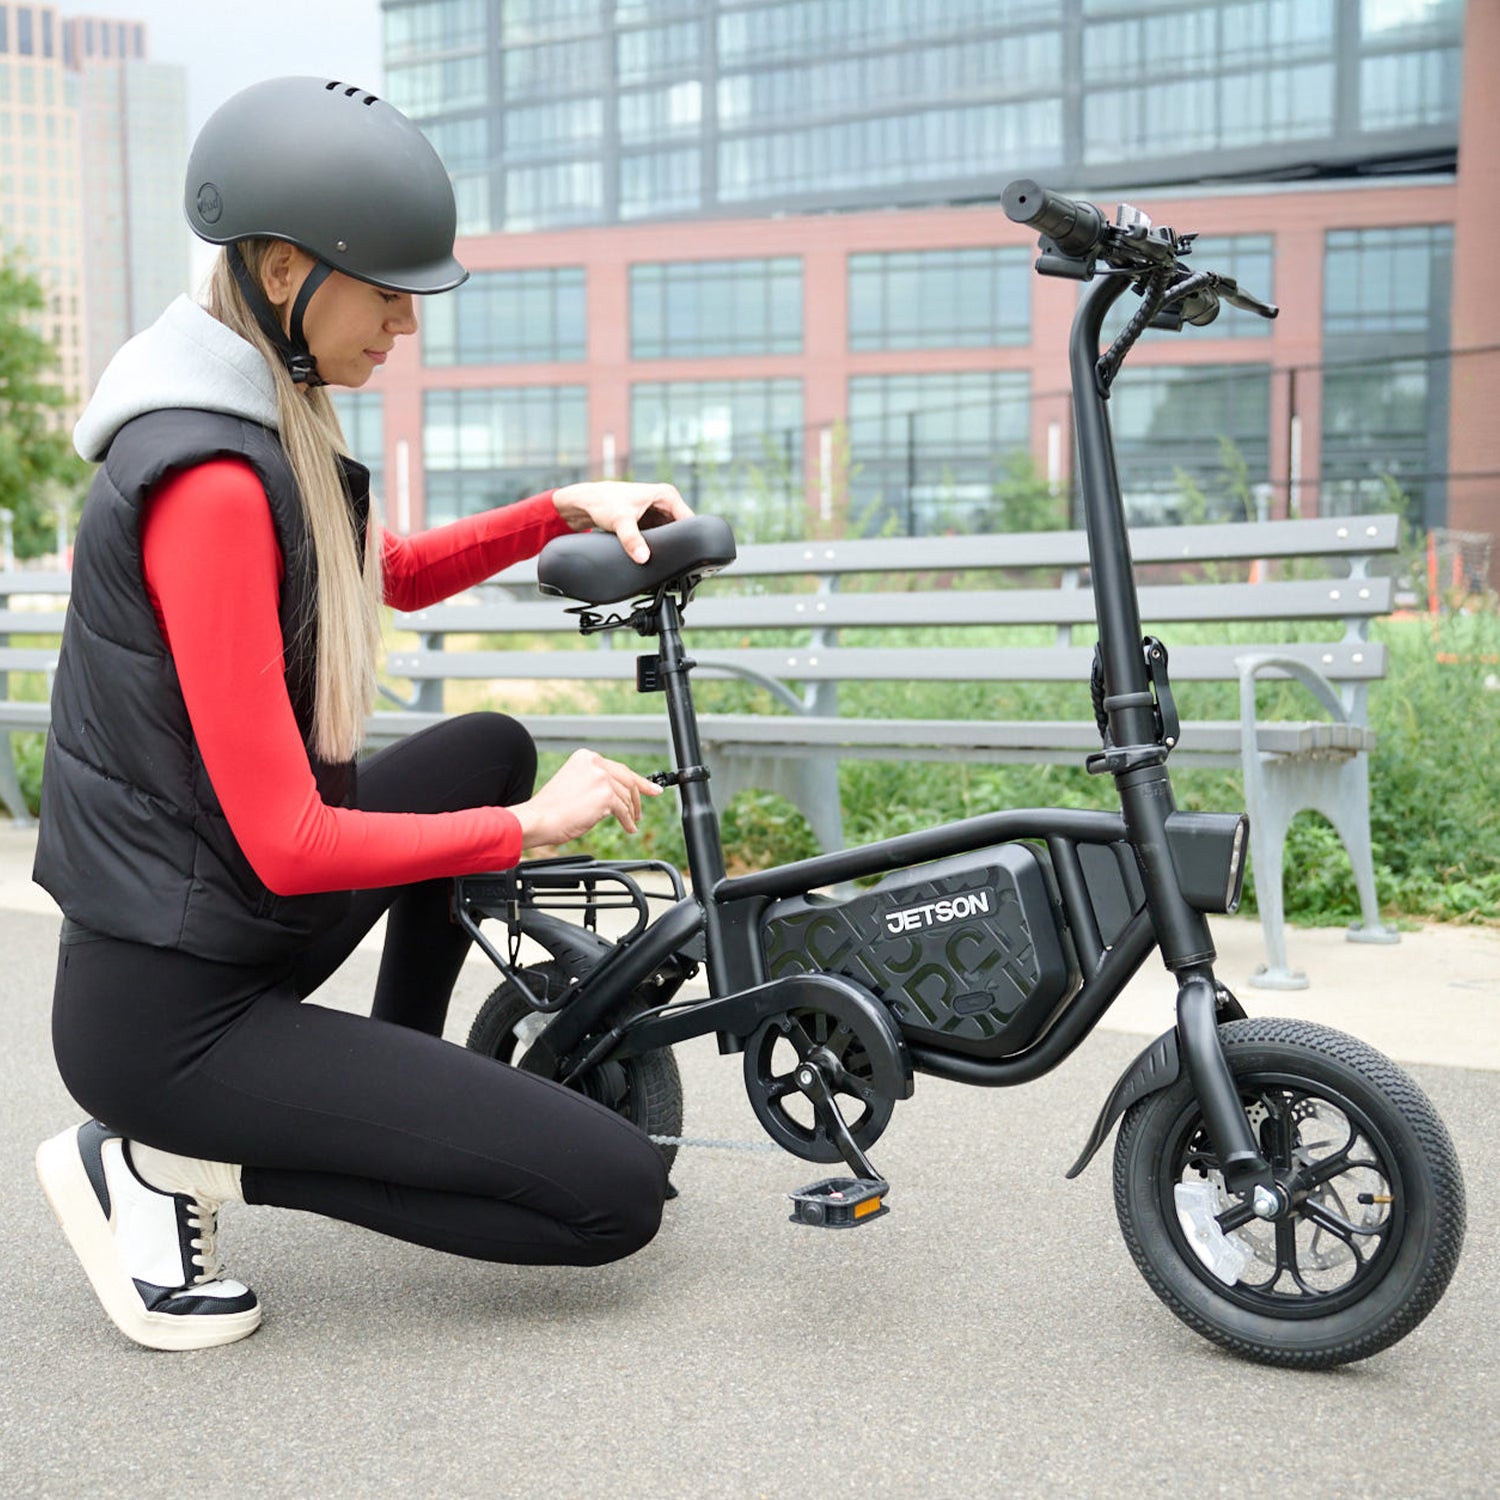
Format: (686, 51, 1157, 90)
(552, 481, 693, 564)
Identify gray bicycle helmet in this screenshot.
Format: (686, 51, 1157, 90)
(185, 76, 468, 383)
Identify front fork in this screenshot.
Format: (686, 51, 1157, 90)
(1116, 749, 1271, 1202)
(1175, 971, 1271, 1198)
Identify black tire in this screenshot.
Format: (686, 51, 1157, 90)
(1113, 1018, 1465, 1369)
(466, 961, 684, 1178)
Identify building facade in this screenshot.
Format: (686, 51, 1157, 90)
(64, 15, 191, 390)
(367, 0, 1478, 544)
(0, 2, 87, 410)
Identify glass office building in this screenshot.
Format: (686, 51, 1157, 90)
(373, 0, 1473, 539)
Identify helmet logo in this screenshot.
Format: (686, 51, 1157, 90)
(196, 182, 223, 224)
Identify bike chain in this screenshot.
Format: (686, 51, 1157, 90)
(649, 1134, 781, 1154)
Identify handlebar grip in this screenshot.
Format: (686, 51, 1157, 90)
(1002, 179, 1107, 259)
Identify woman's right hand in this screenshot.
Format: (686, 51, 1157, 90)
(511, 748, 662, 850)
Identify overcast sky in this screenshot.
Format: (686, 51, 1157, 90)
(72, 1, 384, 284)
(74, 0, 385, 136)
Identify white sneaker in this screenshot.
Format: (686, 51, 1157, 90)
(36, 1121, 261, 1351)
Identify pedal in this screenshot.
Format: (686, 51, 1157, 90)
(788, 1176, 890, 1229)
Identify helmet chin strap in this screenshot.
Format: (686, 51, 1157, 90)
(230, 245, 333, 388)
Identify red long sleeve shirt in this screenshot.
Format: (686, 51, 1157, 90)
(140, 458, 572, 897)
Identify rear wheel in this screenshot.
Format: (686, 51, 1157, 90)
(1113, 1018, 1465, 1368)
(467, 961, 684, 1178)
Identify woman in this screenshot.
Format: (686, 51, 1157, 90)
(32, 77, 688, 1351)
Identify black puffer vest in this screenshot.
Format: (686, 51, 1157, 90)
(33, 408, 369, 964)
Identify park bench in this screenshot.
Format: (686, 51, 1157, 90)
(2, 513, 1402, 987)
(369, 512, 1403, 988)
(0, 569, 69, 836)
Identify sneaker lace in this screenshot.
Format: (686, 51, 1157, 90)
(183, 1198, 225, 1285)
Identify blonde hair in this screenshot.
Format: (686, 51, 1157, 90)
(207, 240, 383, 763)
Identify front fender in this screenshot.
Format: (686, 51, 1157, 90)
(1065, 1028, 1180, 1179)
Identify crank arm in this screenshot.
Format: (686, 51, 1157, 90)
(794, 1062, 883, 1184)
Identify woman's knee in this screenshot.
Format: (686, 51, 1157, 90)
(461, 711, 537, 804)
(575, 1133, 669, 1265)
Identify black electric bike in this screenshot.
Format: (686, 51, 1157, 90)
(453, 181, 1465, 1368)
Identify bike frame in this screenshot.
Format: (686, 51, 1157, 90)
(469, 270, 1275, 1200)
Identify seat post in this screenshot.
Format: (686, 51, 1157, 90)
(654, 594, 732, 990)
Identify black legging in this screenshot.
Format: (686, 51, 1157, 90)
(49, 713, 667, 1266)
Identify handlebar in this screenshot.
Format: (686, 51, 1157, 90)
(1002, 177, 1278, 324)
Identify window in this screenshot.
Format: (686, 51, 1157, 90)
(1322, 225, 1452, 524)
(717, 32, 1062, 126)
(504, 38, 607, 98)
(619, 146, 700, 219)
(1321, 361, 1436, 520)
(1324, 226, 1452, 340)
(717, 0, 1058, 67)
(1359, 48, 1461, 131)
(630, 379, 804, 535)
(631, 258, 802, 359)
(331, 391, 384, 497)
(420, 115, 489, 174)
(384, 0, 488, 60)
(1360, 0, 1463, 43)
(619, 80, 701, 143)
(847, 371, 1030, 535)
(617, 20, 701, 84)
(720, 104, 1063, 203)
(424, 388, 589, 524)
(1108, 364, 1272, 526)
(503, 160, 603, 230)
(424, 268, 586, 366)
(386, 55, 487, 115)
(501, 0, 603, 44)
(849, 248, 1030, 351)
(504, 98, 603, 157)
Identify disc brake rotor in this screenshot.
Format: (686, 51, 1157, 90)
(744, 1005, 898, 1164)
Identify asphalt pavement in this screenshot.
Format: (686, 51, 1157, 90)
(2, 818, 1497, 1499)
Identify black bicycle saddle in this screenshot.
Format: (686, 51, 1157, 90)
(536, 514, 738, 606)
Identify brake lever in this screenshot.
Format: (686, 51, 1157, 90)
(1213, 273, 1279, 320)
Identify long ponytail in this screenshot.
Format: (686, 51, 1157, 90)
(206, 241, 383, 762)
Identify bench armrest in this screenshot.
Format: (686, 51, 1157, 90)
(1235, 651, 1352, 731)
(376, 681, 419, 710)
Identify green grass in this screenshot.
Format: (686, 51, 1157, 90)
(10, 608, 1497, 926)
(557, 608, 1500, 925)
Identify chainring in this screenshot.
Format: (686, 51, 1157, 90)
(744, 1005, 898, 1164)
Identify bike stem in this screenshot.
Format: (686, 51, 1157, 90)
(1071, 275, 1268, 1190)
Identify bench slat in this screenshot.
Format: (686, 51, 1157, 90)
(0, 610, 69, 634)
(0, 649, 60, 673)
(0, 572, 72, 598)
(395, 575, 1393, 637)
(364, 709, 1372, 761)
(469, 514, 1400, 586)
(387, 640, 1388, 686)
(0, 702, 50, 729)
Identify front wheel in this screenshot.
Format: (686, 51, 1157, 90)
(1113, 1018, 1465, 1368)
(466, 961, 684, 1178)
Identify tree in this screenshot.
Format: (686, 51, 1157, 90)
(0, 250, 88, 559)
